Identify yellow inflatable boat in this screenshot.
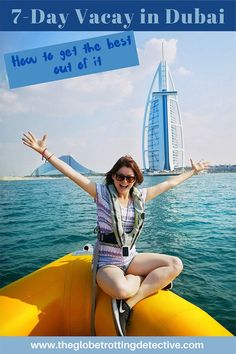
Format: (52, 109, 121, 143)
(0, 251, 232, 336)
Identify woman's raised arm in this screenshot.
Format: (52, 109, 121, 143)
(145, 159, 209, 202)
(22, 132, 96, 198)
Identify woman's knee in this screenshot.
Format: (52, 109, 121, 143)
(96, 266, 141, 299)
(112, 284, 134, 299)
(97, 280, 129, 299)
(97, 278, 137, 299)
(113, 276, 142, 299)
(170, 256, 184, 275)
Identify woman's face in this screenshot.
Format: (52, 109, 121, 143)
(112, 166, 136, 197)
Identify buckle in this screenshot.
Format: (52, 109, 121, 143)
(122, 246, 129, 257)
(94, 226, 99, 234)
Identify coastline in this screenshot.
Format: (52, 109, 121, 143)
(0, 171, 235, 182)
(0, 174, 104, 181)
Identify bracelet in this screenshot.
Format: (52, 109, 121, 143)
(41, 148, 47, 160)
(47, 154, 54, 161)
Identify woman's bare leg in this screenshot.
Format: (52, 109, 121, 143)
(125, 253, 183, 308)
(96, 265, 142, 299)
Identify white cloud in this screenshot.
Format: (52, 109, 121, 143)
(175, 66, 194, 76)
(0, 88, 28, 118)
(0, 70, 134, 120)
(182, 110, 236, 165)
(0, 37, 177, 123)
(137, 38, 177, 76)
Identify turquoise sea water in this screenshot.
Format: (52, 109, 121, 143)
(0, 173, 235, 335)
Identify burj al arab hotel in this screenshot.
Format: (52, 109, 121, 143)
(142, 45, 185, 173)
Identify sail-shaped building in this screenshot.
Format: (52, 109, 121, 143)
(142, 45, 184, 173)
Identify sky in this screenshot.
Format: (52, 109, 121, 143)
(0, 31, 235, 176)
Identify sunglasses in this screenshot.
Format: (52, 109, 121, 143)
(115, 173, 136, 183)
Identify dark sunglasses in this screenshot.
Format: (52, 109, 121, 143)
(115, 173, 136, 183)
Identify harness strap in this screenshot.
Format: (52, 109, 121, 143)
(107, 184, 145, 248)
(90, 245, 99, 336)
(107, 186, 123, 247)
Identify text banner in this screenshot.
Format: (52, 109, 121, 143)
(4, 32, 139, 89)
(1, 336, 236, 354)
(0, 0, 235, 31)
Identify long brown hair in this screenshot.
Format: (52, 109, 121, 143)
(105, 155, 143, 186)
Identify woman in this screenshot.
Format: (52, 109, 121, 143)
(22, 132, 208, 336)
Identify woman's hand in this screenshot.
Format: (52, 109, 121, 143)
(190, 158, 209, 174)
(22, 132, 47, 154)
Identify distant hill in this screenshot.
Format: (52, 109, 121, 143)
(31, 155, 96, 176)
